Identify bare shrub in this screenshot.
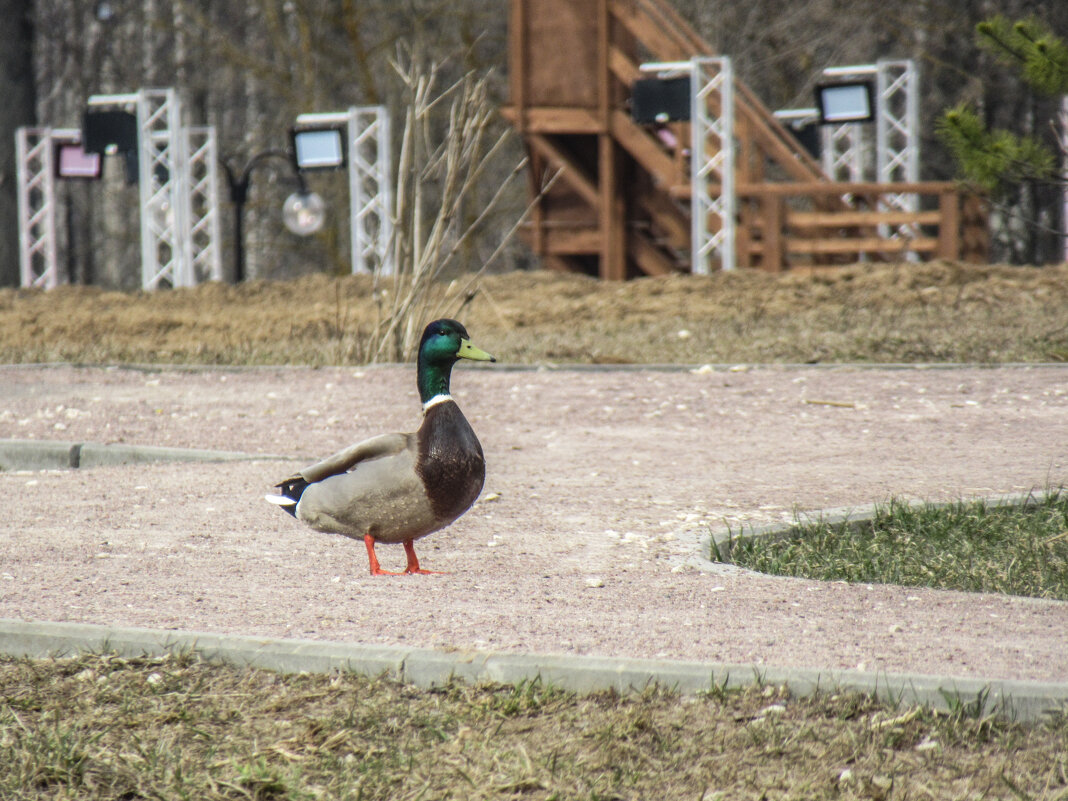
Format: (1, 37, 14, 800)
(364, 51, 529, 363)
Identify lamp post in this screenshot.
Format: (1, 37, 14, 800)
(220, 149, 325, 282)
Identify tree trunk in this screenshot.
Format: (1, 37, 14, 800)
(0, 0, 36, 287)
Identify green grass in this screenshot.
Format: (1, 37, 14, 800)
(717, 493, 1068, 600)
(1, 651, 1065, 800)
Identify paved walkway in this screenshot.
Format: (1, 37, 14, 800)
(2, 363, 1067, 691)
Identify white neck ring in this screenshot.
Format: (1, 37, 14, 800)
(422, 393, 453, 412)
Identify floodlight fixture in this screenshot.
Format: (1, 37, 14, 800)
(774, 108, 822, 159)
(773, 108, 819, 125)
(632, 76, 691, 123)
(54, 140, 103, 180)
(83, 108, 138, 154)
(291, 126, 346, 171)
(634, 61, 697, 124)
(639, 60, 694, 76)
(815, 80, 875, 124)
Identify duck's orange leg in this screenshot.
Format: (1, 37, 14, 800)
(402, 539, 444, 575)
(364, 534, 403, 576)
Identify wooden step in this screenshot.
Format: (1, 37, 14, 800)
(609, 110, 683, 189)
(628, 229, 684, 275)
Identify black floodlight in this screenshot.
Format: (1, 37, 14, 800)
(291, 127, 346, 171)
(83, 109, 138, 154)
(815, 81, 875, 124)
(631, 76, 691, 124)
(54, 141, 103, 180)
(791, 122, 822, 159)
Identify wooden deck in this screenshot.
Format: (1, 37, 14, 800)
(505, 0, 987, 277)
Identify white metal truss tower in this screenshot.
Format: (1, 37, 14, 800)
(874, 59, 920, 211)
(15, 127, 77, 288)
(86, 87, 221, 290)
(135, 88, 184, 288)
(821, 122, 866, 182)
(690, 56, 735, 274)
(183, 125, 223, 285)
(18, 89, 221, 291)
(818, 59, 919, 254)
(820, 60, 918, 191)
(349, 106, 393, 275)
(294, 105, 393, 275)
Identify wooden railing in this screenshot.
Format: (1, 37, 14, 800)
(736, 182, 989, 271)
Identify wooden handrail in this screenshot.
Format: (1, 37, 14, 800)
(635, 0, 708, 56)
(789, 210, 944, 228)
(609, 110, 684, 189)
(786, 237, 940, 255)
(737, 181, 960, 197)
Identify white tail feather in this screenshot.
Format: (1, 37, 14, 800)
(264, 494, 296, 506)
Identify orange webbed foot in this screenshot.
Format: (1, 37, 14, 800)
(401, 539, 444, 575)
(365, 535, 403, 576)
(369, 567, 406, 576)
(364, 535, 445, 576)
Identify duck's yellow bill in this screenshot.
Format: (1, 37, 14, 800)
(458, 338, 496, 362)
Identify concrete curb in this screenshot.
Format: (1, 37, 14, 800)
(0, 439, 286, 471)
(1, 619, 1065, 722)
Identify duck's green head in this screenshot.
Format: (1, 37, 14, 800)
(416, 319, 495, 403)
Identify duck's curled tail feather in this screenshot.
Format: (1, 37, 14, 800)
(264, 476, 310, 518)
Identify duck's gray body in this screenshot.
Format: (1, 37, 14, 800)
(293, 399, 485, 544)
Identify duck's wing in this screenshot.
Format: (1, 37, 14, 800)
(297, 432, 412, 483)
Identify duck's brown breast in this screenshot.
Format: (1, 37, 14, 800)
(416, 401, 486, 522)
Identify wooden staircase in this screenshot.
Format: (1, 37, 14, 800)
(503, 0, 987, 278)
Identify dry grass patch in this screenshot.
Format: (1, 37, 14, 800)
(1, 261, 1067, 365)
(1, 652, 1066, 800)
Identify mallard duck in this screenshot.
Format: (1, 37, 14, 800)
(266, 319, 495, 575)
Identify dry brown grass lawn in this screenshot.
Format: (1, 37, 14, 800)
(1, 260, 1067, 365)
(2, 652, 1065, 801)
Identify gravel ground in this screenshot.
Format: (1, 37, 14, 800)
(2, 363, 1067, 682)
